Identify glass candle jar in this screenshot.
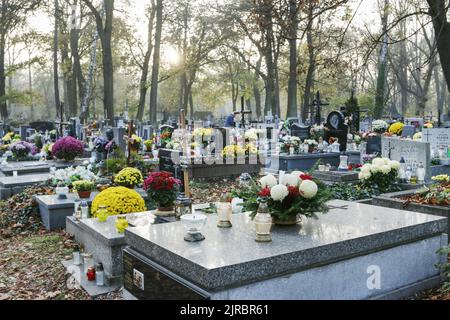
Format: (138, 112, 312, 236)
(82, 253, 94, 274)
(73, 252, 81, 266)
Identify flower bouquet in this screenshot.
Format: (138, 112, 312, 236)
(94, 136, 108, 153)
(49, 166, 98, 187)
(372, 120, 389, 134)
(9, 141, 34, 160)
(144, 172, 181, 213)
(144, 139, 153, 152)
(304, 139, 319, 153)
(358, 158, 401, 194)
(52, 137, 84, 162)
(280, 136, 301, 154)
(310, 125, 325, 141)
(222, 144, 247, 159)
(129, 135, 142, 152)
(232, 172, 332, 225)
(114, 167, 144, 189)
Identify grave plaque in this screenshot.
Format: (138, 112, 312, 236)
(366, 136, 382, 155)
(422, 128, 450, 154)
(20, 125, 32, 141)
(291, 124, 311, 140)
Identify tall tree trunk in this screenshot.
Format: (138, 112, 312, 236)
(136, 2, 156, 121)
(262, 3, 277, 117)
(102, 0, 114, 123)
(302, 10, 315, 123)
(0, 32, 6, 120)
(189, 91, 194, 119)
(427, 0, 450, 93)
(287, 0, 299, 118)
(149, 0, 163, 125)
(28, 51, 34, 121)
(374, 0, 390, 119)
(53, 0, 61, 118)
(70, 0, 85, 109)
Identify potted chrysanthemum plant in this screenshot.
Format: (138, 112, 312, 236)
(73, 180, 95, 199)
(144, 172, 181, 216)
(52, 137, 84, 162)
(233, 172, 332, 226)
(114, 167, 144, 189)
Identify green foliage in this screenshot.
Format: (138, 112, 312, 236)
(437, 246, 450, 294)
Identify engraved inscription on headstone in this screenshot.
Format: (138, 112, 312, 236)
(422, 128, 450, 154)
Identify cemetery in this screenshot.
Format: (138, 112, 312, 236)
(0, 0, 450, 306)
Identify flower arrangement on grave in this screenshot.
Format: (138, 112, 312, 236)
(165, 140, 181, 150)
(232, 172, 332, 225)
(49, 166, 98, 187)
(246, 143, 259, 155)
(280, 136, 301, 154)
(43, 143, 54, 159)
(160, 130, 173, 148)
(1, 132, 14, 144)
(128, 134, 143, 153)
(413, 132, 423, 141)
(193, 128, 214, 149)
(388, 122, 405, 136)
(105, 140, 117, 154)
(49, 130, 58, 141)
(401, 175, 450, 207)
(72, 180, 95, 199)
(94, 136, 108, 153)
(52, 137, 84, 162)
(144, 139, 153, 152)
(358, 157, 401, 194)
(92, 186, 147, 217)
(9, 141, 35, 160)
(143, 172, 181, 210)
(222, 144, 247, 158)
(244, 129, 260, 142)
(310, 125, 325, 141)
(304, 139, 319, 153)
(424, 122, 434, 129)
(32, 134, 44, 150)
(114, 167, 144, 189)
(372, 120, 389, 134)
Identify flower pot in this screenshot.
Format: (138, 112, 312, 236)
(155, 206, 175, 217)
(273, 215, 301, 226)
(78, 191, 92, 199)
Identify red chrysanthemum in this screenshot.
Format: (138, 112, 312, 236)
(259, 187, 271, 197)
(300, 174, 313, 181)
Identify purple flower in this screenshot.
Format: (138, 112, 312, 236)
(9, 141, 34, 159)
(52, 137, 85, 161)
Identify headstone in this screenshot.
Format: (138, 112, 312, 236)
(382, 136, 431, 179)
(324, 111, 349, 152)
(401, 125, 415, 138)
(422, 128, 450, 155)
(112, 127, 127, 152)
(366, 136, 382, 155)
(360, 120, 371, 133)
(141, 125, 154, 141)
(290, 123, 311, 140)
(20, 125, 32, 141)
(114, 116, 125, 128)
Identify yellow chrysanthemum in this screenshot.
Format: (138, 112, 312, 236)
(389, 122, 405, 135)
(92, 187, 146, 217)
(114, 167, 144, 188)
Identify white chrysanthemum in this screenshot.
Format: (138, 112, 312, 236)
(281, 174, 300, 187)
(299, 180, 318, 199)
(370, 165, 382, 173)
(245, 129, 259, 141)
(383, 158, 390, 165)
(260, 175, 278, 188)
(271, 184, 289, 202)
(292, 171, 305, 178)
(362, 171, 372, 180)
(389, 160, 400, 170)
(372, 158, 385, 167)
(361, 164, 372, 173)
(381, 165, 391, 174)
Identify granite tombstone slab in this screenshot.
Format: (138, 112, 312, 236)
(124, 200, 447, 300)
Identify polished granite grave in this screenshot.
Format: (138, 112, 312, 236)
(34, 190, 148, 230)
(266, 153, 341, 172)
(0, 159, 90, 176)
(124, 200, 447, 300)
(0, 173, 49, 200)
